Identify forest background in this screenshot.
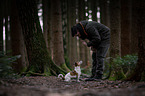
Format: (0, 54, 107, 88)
(0, 0, 145, 82)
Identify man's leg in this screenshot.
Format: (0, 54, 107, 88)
(94, 45, 110, 79)
(91, 52, 97, 77)
(85, 52, 97, 81)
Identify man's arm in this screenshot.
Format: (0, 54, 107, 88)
(86, 27, 101, 47)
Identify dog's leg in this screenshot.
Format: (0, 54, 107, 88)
(76, 74, 80, 82)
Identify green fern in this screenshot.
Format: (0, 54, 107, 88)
(0, 51, 21, 78)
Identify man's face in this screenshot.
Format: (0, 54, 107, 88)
(74, 30, 81, 37)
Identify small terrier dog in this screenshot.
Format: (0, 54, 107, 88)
(58, 61, 82, 82)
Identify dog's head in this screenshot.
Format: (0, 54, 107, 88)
(75, 61, 82, 66)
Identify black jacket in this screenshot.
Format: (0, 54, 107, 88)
(76, 21, 110, 48)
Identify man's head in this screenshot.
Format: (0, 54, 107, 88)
(71, 26, 77, 37)
(71, 23, 87, 40)
(71, 26, 81, 37)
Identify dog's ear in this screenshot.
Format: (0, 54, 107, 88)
(75, 62, 78, 66)
(79, 61, 82, 64)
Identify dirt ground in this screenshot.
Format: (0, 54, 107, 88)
(0, 76, 145, 96)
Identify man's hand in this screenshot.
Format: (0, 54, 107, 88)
(91, 46, 97, 52)
(82, 41, 87, 46)
(81, 39, 88, 46)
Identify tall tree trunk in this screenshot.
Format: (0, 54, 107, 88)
(46, 0, 52, 54)
(42, 0, 49, 49)
(121, 0, 131, 56)
(130, 0, 138, 54)
(51, 0, 70, 71)
(91, 0, 97, 21)
(5, 0, 11, 54)
(99, 0, 109, 26)
(67, 0, 78, 68)
(62, 0, 69, 67)
(126, 0, 145, 81)
(110, 0, 121, 58)
(16, 0, 51, 74)
(11, 0, 28, 73)
(109, 0, 125, 80)
(0, 0, 3, 52)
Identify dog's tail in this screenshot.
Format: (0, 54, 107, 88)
(58, 74, 65, 80)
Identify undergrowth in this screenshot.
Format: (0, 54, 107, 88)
(0, 51, 21, 78)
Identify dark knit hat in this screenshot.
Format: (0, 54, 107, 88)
(71, 26, 77, 37)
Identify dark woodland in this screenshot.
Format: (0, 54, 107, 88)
(0, 0, 145, 96)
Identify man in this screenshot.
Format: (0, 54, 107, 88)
(71, 20, 110, 81)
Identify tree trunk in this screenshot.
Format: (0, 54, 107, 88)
(0, 0, 3, 52)
(46, 0, 52, 54)
(121, 0, 131, 56)
(126, 0, 145, 81)
(67, 0, 78, 68)
(11, 0, 28, 73)
(109, 0, 123, 80)
(62, 0, 69, 68)
(50, 0, 70, 72)
(4, 0, 11, 54)
(16, 0, 51, 74)
(42, 0, 49, 49)
(110, 0, 121, 58)
(91, 0, 97, 21)
(130, 0, 138, 54)
(99, 0, 110, 26)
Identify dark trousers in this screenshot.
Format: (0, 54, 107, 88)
(91, 44, 109, 77)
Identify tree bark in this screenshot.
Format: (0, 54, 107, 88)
(67, 0, 78, 68)
(50, 0, 70, 71)
(0, 0, 3, 52)
(109, 0, 123, 80)
(130, 0, 138, 54)
(11, 0, 28, 73)
(121, 0, 131, 56)
(91, 0, 97, 21)
(126, 0, 145, 81)
(110, 0, 121, 58)
(16, 0, 51, 74)
(42, 0, 49, 49)
(4, 0, 11, 54)
(99, 0, 110, 26)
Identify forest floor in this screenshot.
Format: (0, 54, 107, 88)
(0, 76, 145, 96)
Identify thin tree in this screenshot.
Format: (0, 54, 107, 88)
(0, 0, 3, 52)
(5, 0, 11, 54)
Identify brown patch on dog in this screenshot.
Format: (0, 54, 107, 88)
(70, 70, 78, 76)
(62, 77, 65, 80)
(75, 62, 80, 67)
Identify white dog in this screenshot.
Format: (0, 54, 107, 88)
(58, 61, 82, 82)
